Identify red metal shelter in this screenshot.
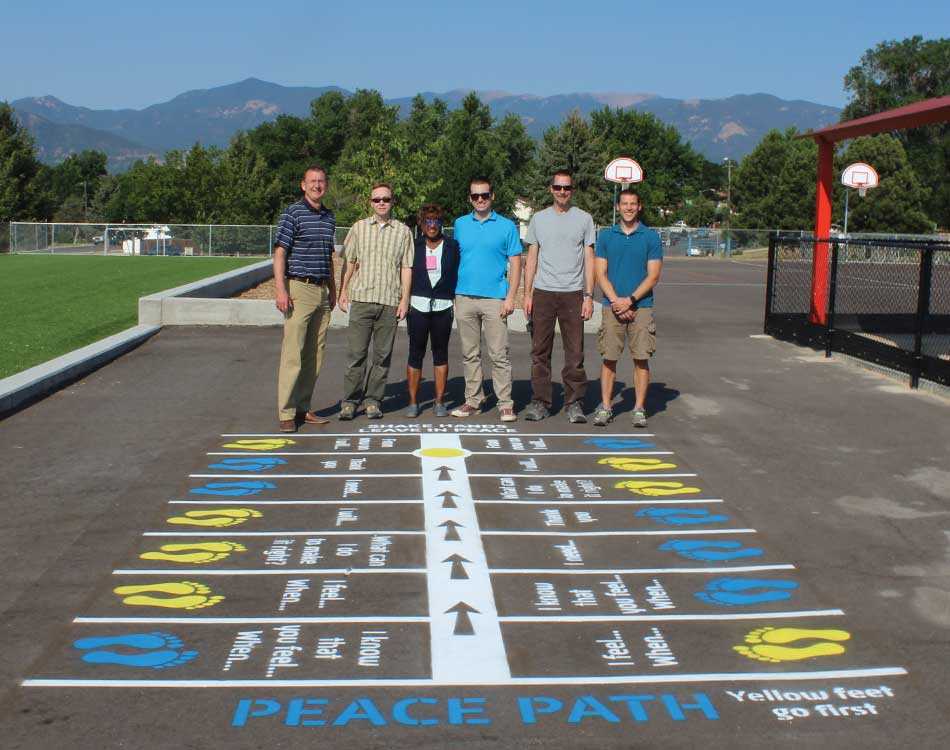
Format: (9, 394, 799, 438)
(798, 95, 950, 323)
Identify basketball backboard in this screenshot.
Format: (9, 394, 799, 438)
(604, 157, 644, 184)
(841, 162, 879, 196)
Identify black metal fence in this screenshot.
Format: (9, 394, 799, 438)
(765, 233, 950, 388)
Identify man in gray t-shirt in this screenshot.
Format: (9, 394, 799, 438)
(522, 170, 597, 423)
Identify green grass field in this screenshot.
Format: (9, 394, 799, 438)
(0, 254, 262, 379)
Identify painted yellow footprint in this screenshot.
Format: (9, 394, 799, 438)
(113, 581, 224, 610)
(733, 626, 851, 663)
(166, 509, 263, 527)
(221, 438, 295, 451)
(599, 457, 678, 472)
(615, 480, 701, 496)
(140, 542, 248, 564)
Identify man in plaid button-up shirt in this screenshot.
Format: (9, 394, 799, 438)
(337, 183, 413, 419)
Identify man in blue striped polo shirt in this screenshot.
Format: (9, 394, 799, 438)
(273, 165, 337, 433)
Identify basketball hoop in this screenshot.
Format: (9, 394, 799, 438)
(840, 162, 879, 236)
(604, 157, 644, 184)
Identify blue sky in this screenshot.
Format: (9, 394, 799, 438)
(2, 0, 945, 110)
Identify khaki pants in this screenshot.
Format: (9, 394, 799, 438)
(455, 294, 513, 410)
(277, 279, 331, 420)
(342, 301, 399, 407)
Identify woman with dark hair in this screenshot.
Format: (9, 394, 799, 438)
(405, 203, 460, 417)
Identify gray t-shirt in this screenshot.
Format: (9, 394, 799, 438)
(524, 206, 596, 292)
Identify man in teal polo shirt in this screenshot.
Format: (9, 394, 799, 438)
(593, 190, 663, 428)
(451, 177, 523, 422)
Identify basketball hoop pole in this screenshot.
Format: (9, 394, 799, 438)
(843, 187, 850, 236)
(612, 183, 618, 225)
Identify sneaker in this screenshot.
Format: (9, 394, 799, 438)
(433, 402, 448, 418)
(592, 405, 613, 427)
(632, 408, 648, 428)
(499, 407, 517, 422)
(523, 400, 549, 421)
(451, 403, 479, 418)
(339, 402, 356, 421)
(565, 401, 587, 424)
(365, 403, 383, 419)
(405, 403, 420, 418)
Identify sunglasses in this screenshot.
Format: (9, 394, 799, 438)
(422, 219, 441, 226)
(551, 184, 573, 192)
(370, 196, 393, 204)
(469, 192, 491, 201)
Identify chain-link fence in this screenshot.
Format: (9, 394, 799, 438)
(765, 233, 950, 388)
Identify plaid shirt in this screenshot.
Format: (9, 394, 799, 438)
(343, 216, 414, 306)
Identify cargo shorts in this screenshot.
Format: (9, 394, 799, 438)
(597, 306, 657, 361)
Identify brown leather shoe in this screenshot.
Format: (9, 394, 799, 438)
(279, 418, 297, 433)
(298, 411, 330, 425)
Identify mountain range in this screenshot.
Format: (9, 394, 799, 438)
(10, 78, 842, 172)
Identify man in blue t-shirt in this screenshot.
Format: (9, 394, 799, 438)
(593, 190, 663, 428)
(451, 177, 523, 422)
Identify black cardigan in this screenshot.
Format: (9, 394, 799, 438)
(410, 235, 460, 301)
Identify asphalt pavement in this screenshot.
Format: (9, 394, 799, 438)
(1, 258, 949, 749)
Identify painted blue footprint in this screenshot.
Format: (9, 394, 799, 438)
(659, 539, 764, 561)
(584, 438, 656, 450)
(637, 507, 730, 525)
(207, 458, 287, 471)
(73, 632, 199, 669)
(695, 578, 799, 606)
(190, 481, 275, 496)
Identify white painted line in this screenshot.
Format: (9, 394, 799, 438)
(169, 499, 423, 505)
(190, 474, 422, 479)
(499, 609, 843, 622)
(143, 531, 422, 537)
(207, 452, 417, 457)
(491, 564, 796, 574)
(662, 282, 765, 286)
(221, 432, 656, 438)
(74, 617, 429, 624)
(420, 434, 510, 682)
(113, 568, 424, 575)
(476, 498, 723, 505)
(465, 451, 676, 456)
(23, 667, 908, 689)
(480, 529, 754, 537)
(207, 452, 417, 456)
(469, 473, 697, 478)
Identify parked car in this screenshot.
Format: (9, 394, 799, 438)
(671, 220, 689, 233)
(92, 235, 104, 244)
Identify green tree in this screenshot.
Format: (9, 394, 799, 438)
(218, 132, 283, 224)
(836, 134, 932, 233)
(533, 110, 610, 222)
(842, 36, 949, 226)
(247, 114, 317, 207)
(589, 107, 703, 226)
(308, 90, 349, 168)
(404, 95, 448, 154)
(0, 102, 43, 220)
(732, 128, 817, 229)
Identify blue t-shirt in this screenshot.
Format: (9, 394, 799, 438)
(594, 223, 663, 307)
(454, 211, 523, 299)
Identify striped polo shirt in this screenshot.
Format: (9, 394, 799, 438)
(274, 198, 336, 280)
(343, 216, 414, 307)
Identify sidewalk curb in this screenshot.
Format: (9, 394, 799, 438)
(0, 324, 161, 418)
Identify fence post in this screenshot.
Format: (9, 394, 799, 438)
(911, 245, 935, 389)
(764, 231, 777, 334)
(50, 223, 55, 254)
(826, 239, 840, 358)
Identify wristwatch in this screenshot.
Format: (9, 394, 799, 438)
(629, 294, 639, 306)
(583, 292, 593, 299)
